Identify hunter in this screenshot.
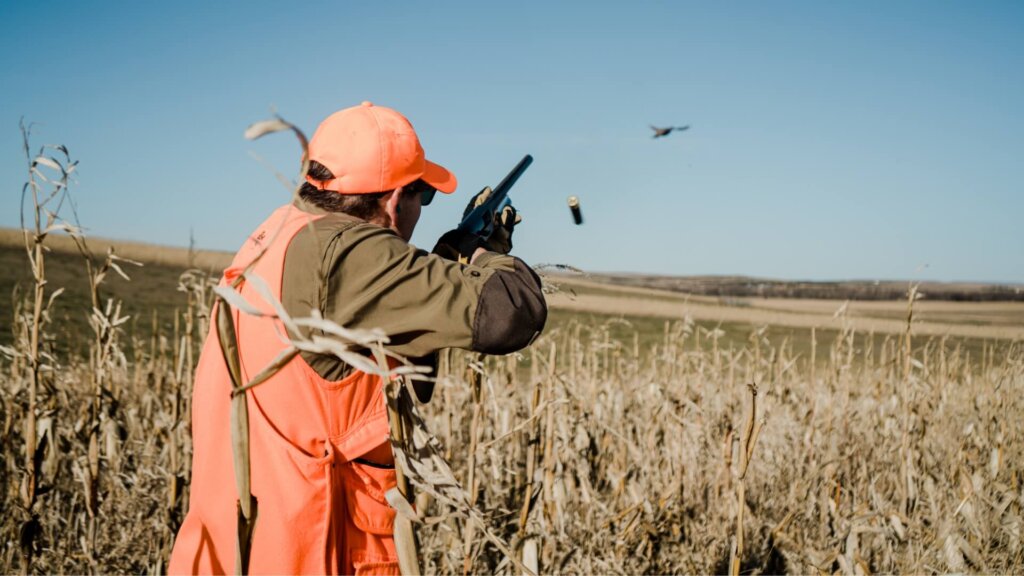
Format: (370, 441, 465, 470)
(169, 101, 547, 575)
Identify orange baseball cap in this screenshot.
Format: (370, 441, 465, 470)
(306, 101, 457, 195)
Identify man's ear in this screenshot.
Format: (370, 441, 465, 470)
(381, 188, 401, 224)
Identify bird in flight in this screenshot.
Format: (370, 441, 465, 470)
(650, 125, 690, 138)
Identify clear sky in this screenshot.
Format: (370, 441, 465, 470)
(2, 1, 1022, 283)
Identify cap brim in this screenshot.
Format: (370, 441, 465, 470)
(421, 159, 457, 193)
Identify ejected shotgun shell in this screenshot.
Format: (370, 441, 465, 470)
(567, 196, 583, 225)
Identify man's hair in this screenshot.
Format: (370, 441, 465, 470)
(299, 160, 390, 220)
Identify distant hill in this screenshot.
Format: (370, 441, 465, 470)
(561, 272, 1024, 302)
(0, 228, 232, 349)
(0, 228, 233, 271)
(2, 228, 1021, 352)
(3, 227, 1022, 305)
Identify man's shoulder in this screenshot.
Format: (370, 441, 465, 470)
(288, 211, 409, 265)
(291, 211, 367, 245)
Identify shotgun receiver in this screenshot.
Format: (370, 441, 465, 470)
(457, 154, 533, 238)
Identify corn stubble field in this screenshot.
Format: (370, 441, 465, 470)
(3, 144, 1023, 575)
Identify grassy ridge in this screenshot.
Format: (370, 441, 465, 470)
(546, 275, 1024, 342)
(584, 271, 1024, 301)
(545, 308, 1001, 370)
(0, 242, 221, 350)
(3, 232, 1018, 362)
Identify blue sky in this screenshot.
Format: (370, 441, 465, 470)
(2, 1, 1021, 283)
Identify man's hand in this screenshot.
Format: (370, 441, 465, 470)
(482, 205, 520, 254)
(462, 186, 492, 219)
(464, 185, 522, 255)
(432, 229, 482, 262)
(434, 185, 521, 261)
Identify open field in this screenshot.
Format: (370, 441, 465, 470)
(0, 228, 233, 271)
(0, 230, 231, 349)
(581, 272, 1024, 302)
(4, 228, 1021, 348)
(545, 275, 1024, 342)
(2, 231, 1023, 574)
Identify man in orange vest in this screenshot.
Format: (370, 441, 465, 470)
(169, 102, 547, 575)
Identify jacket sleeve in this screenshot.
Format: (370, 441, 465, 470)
(321, 223, 547, 359)
(468, 253, 548, 354)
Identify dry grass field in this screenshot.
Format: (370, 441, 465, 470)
(581, 273, 1024, 303)
(546, 275, 1024, 342)
(2, 228, 1023, 574)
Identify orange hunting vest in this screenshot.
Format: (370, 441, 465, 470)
(169, 205, 400, 575)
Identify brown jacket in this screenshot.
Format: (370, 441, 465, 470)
(282, 197, 548, 383)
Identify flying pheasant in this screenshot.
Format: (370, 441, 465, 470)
(650, 124, 690, 138)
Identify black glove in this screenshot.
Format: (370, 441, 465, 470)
(461, 186, 492, 218)
(432, 229, 482, 262)
(482, 205, 519, 255)
(434, 186, 522, 260)
(431, 185, 492, 262)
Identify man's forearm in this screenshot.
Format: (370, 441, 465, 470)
(471, 258, 547, 354)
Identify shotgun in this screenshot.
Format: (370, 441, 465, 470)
(457, 154, 533, 239)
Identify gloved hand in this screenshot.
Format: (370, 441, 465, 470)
(482, 204, 520, 254)
(461, 186, 492, 219)
(432, 187, 490, 261)
(433, 186, 522, 261)
(432, 229, 482, 262)
(463, 185, 522, 255)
